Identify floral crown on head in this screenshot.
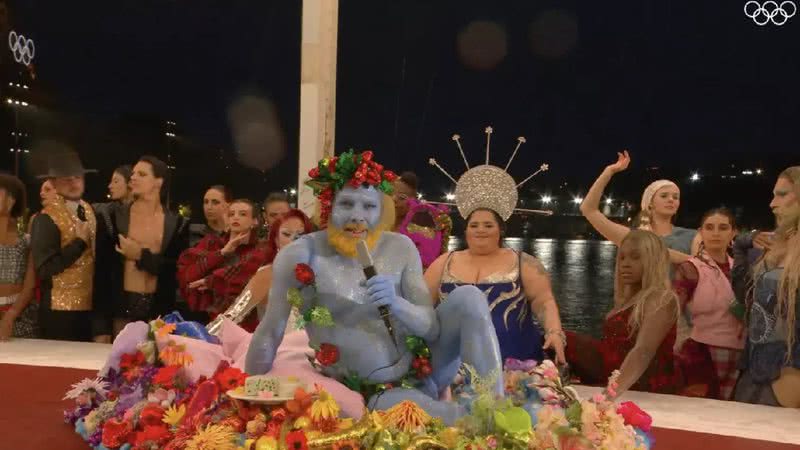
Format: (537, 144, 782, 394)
(304, 150, 398, 226)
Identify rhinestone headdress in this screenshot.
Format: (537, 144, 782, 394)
(429, 126, 549, 221)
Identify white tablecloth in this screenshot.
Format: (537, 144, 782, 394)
(2, 338, 799, 444)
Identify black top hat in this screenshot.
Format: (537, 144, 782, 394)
(36, 149, 97, 179)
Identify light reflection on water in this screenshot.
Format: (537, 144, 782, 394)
(447, 237, 616, 337)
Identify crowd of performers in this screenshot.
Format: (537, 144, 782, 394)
(0, 142, 798, 418)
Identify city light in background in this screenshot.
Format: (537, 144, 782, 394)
(690, 172, 701, 182)
(445, 192, 456, 201)
(541, 195, 552, 204)
(572, 196, 583, 204)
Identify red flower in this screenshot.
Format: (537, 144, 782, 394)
(383, 170, 397, 182)
(153, 365, 181, 389)
(315, 343, 340, 366)
(120, 351, 145, 370)
(295, 263, 315, 285)
(133, 424, 171, 447)
(617, 401, 652, 432)
(102, 418, 132, 448)
(214, 366, 247, 391)
(139, 404, 166, 427)
(308, 167, 320, 178)
(270, 407, 287, 423)
(361, 150, 373, 161)
(286, 430, 309, 450)
(328, 157, 338, 172)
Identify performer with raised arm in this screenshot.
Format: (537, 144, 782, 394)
(245, 150, 503, 424)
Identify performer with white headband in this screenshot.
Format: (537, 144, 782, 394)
(580, 150, 700, 264)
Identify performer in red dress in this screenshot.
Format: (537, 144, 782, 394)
(566, 230, 682, 395)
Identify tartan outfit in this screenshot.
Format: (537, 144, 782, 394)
(177, 232, 268, 331)
(674, 258, 743, 400)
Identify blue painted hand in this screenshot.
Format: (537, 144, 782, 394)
(365, 274, 397, 308)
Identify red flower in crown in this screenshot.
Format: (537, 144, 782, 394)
(308, 167, 320, 178)
(328, 157, 338, 172)
(361, 150, 373, 161)
(383, 170, 397, 182)
(295, 263, 315, 285)
(315, 343, 340, 366)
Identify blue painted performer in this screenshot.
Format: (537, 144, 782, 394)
(246, 150, 503, 424)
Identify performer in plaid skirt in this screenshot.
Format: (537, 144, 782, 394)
(674, 208, 744, 400)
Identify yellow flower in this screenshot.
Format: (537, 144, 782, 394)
(185, 424, 237, 450)
(156, 322, 177, 338)
(159, 340, 194, 367)
(254, 436, 278, 450)
(294, 416, 311, 429)
(310, 389, 340, 421)
(162, 404, 186, 427)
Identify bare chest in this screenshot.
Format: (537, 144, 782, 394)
(128, 212, 164, 251)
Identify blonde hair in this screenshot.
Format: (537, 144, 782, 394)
(753, 166, 800, 361)
(615, 230, 678, 334)
(637, 179, 679, 231)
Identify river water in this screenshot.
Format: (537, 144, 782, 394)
(447, 238, 617, 337)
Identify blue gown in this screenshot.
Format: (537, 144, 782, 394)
(438, 250, 544, 363)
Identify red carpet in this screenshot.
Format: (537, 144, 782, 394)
(1, 363, 796, 450)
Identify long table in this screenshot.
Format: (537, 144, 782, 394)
(2, 339, 799, 449)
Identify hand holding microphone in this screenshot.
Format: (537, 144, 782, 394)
(356, 240, 398, 349)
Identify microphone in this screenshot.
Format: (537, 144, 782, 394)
(76, 204, 87, 222)
(356, 240, 398, 349)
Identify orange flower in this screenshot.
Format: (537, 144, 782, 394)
(160, 341, 194, 367)
(286, 388, 313, 417)
(156, 322, 177, 338)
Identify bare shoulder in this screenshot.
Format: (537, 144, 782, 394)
(520, 252, 549, 276)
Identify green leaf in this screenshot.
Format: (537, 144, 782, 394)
(379, 179, 393, 194)
(310, 307, 335, 327)
(565, 401, 583, 429)
(287, 287, 303, 309)
(494, 406, 532, 436)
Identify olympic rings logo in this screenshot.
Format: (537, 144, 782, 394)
(744, 1, 796, 25)
(8, 31, 35, 65)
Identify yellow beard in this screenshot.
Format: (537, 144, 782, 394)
(326, 194, 395, 258)
(327, 225, 383, 259)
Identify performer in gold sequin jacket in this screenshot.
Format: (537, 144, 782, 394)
(30, 150, 98, 341)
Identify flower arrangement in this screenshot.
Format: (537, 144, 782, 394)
(304, 150, 397, 226)
(65, 316, 653, 450)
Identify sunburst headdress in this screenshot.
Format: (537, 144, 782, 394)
(428, 126, 550, 221)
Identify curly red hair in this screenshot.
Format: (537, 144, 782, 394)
(265, 208, 313, 263)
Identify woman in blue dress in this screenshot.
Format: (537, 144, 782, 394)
(732, 166, 800, 407)
(424, 208, 566, 364)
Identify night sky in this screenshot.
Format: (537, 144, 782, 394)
(8, 0, 800, 221)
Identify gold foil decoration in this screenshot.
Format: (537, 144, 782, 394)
(45, 197, 95, 311)
(307, 410, 375, 449)
(406, 435, 447, 450)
